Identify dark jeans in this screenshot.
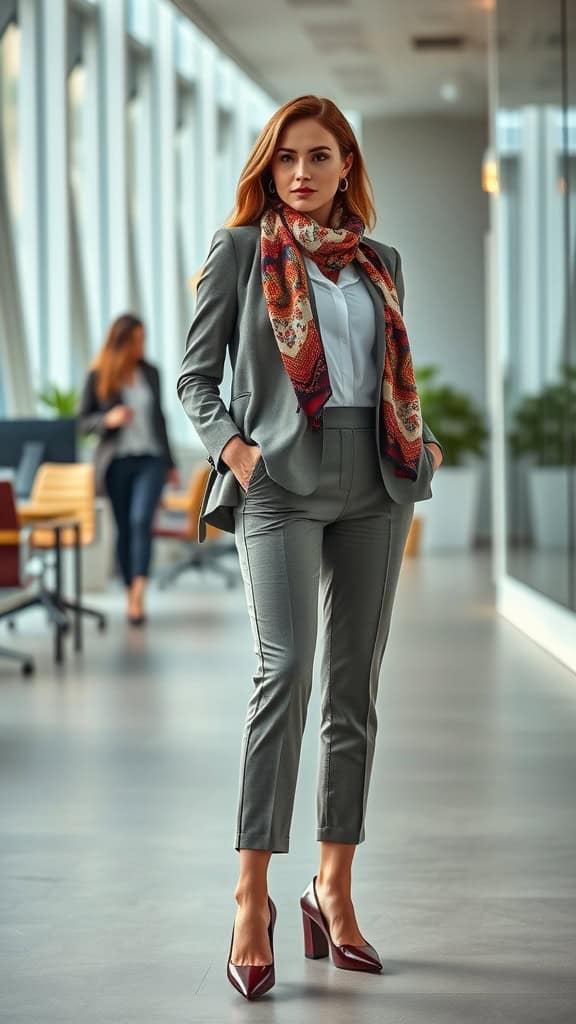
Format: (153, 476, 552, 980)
(105, 454, 167, 586)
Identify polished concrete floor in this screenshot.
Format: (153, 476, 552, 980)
(1, 551, 576, 1023)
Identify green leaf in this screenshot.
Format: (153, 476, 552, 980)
(414, 363, 488, 467)
(36, 384, 80, 418)
(506, 362, 576, 466)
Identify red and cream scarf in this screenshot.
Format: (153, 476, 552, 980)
(260, 198, 423, 480)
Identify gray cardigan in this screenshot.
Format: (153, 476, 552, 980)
(177, 225, 443, 540)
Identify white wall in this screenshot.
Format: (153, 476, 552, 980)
(363, 115, 491, 540)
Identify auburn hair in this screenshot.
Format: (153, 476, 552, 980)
(225, 94, 376, 229)
(92, 314, 144, 401)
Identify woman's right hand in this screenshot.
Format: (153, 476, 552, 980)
(221, 435, 262, 491)
(104, 405, 134, 429)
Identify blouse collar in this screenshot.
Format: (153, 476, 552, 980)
(303, 254, 360, 288)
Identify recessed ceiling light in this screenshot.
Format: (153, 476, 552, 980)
(440, 81, 460, 103)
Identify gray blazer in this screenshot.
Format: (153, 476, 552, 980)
(177, 225, 443, 541)
(79, 359, 176, 496)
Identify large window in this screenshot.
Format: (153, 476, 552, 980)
(0, 10, 31, 413)
(175, 82, 198, 345)
(0, 16, 19, 241)
(497, 0, 576, 610)
(216, 105, 234, 226)
(0, 0, 275, 423)
(68, 10, 90, 381)
(126, 48, 156, 349)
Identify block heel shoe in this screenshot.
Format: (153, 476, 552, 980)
(300, 876, 382, 973)
(226, 896, 277, 1000)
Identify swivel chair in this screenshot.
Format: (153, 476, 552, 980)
(0, 480, 69, 673)
(152, 463, 238, 590)
(28, 463, 107, 633)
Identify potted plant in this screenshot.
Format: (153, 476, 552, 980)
(37, 383, 99, 459)
(406, 365, 488, 553)
(37, 384, 80, 418)
(507, 363, 576, 548)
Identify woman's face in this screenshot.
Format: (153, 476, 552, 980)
(269, 118, 353, 227)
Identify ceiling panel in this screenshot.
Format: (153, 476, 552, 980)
(171, 0, 492, 116)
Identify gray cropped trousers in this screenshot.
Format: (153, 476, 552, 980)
(233, 406, 414, 854)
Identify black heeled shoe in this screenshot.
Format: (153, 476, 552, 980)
(226, 897, 277, 1000)
(127, 613, 146, 626)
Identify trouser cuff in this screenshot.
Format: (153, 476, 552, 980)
(235, 831, 290, 854)
(316, 826, 365, 844)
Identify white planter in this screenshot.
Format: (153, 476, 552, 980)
(528, 466, 576, 549)
(416, 465, 481, 551)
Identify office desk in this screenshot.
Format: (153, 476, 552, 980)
(17, 507, 82, 663)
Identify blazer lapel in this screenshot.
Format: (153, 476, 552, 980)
(301, 258, 322, 337)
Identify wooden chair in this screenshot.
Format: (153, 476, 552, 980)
(152, 463, 238, 589)
(0, 480, 69, 674)
(28, 463, 107, 633)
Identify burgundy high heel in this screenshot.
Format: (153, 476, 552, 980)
(300, 876, 382, 973)
(226, 896, 277, 1000)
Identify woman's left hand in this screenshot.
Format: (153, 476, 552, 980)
(166, 467, 181, 489)
(425, 443, 443, 473)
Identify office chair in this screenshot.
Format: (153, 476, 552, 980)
(152, 463, 238, 590)
(28, 463, 107, 633)
(0, 480, 70, 673)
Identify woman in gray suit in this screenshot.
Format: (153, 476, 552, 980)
(177, 94, 443, 1000)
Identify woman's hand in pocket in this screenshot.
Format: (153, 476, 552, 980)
(221, 436, 262, 491)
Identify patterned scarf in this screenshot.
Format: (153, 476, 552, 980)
(260, 197, 423, 480)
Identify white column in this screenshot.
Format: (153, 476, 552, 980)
(486, 219, 506, 583)
(133, 57, 156, 340)
(198, 38, 217, 251)
(40, 0, 71, 388)
(19, 0, 42, 384)
(179, 86, 199, 276)
(174, 18, 199, 270)
(82, 14, 106, 349)
(518, 107, 543, 395)
(543, 108, 565, 382)
(153, 0, 178, 418)
(0, 134, 33, 412)
(486, 1, 506, 587)
(232, 78, 250, 186)
(101, 0, 130, 318)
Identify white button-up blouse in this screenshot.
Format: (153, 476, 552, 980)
(304, 255, 378, 407)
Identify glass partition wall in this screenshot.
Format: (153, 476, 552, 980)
(496, 0, 576, 611)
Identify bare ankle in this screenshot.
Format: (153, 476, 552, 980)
(234, 885, 269, 908)
(316, 874, 351, 898)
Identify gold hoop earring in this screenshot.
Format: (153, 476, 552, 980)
(338, 177, 349, 192)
